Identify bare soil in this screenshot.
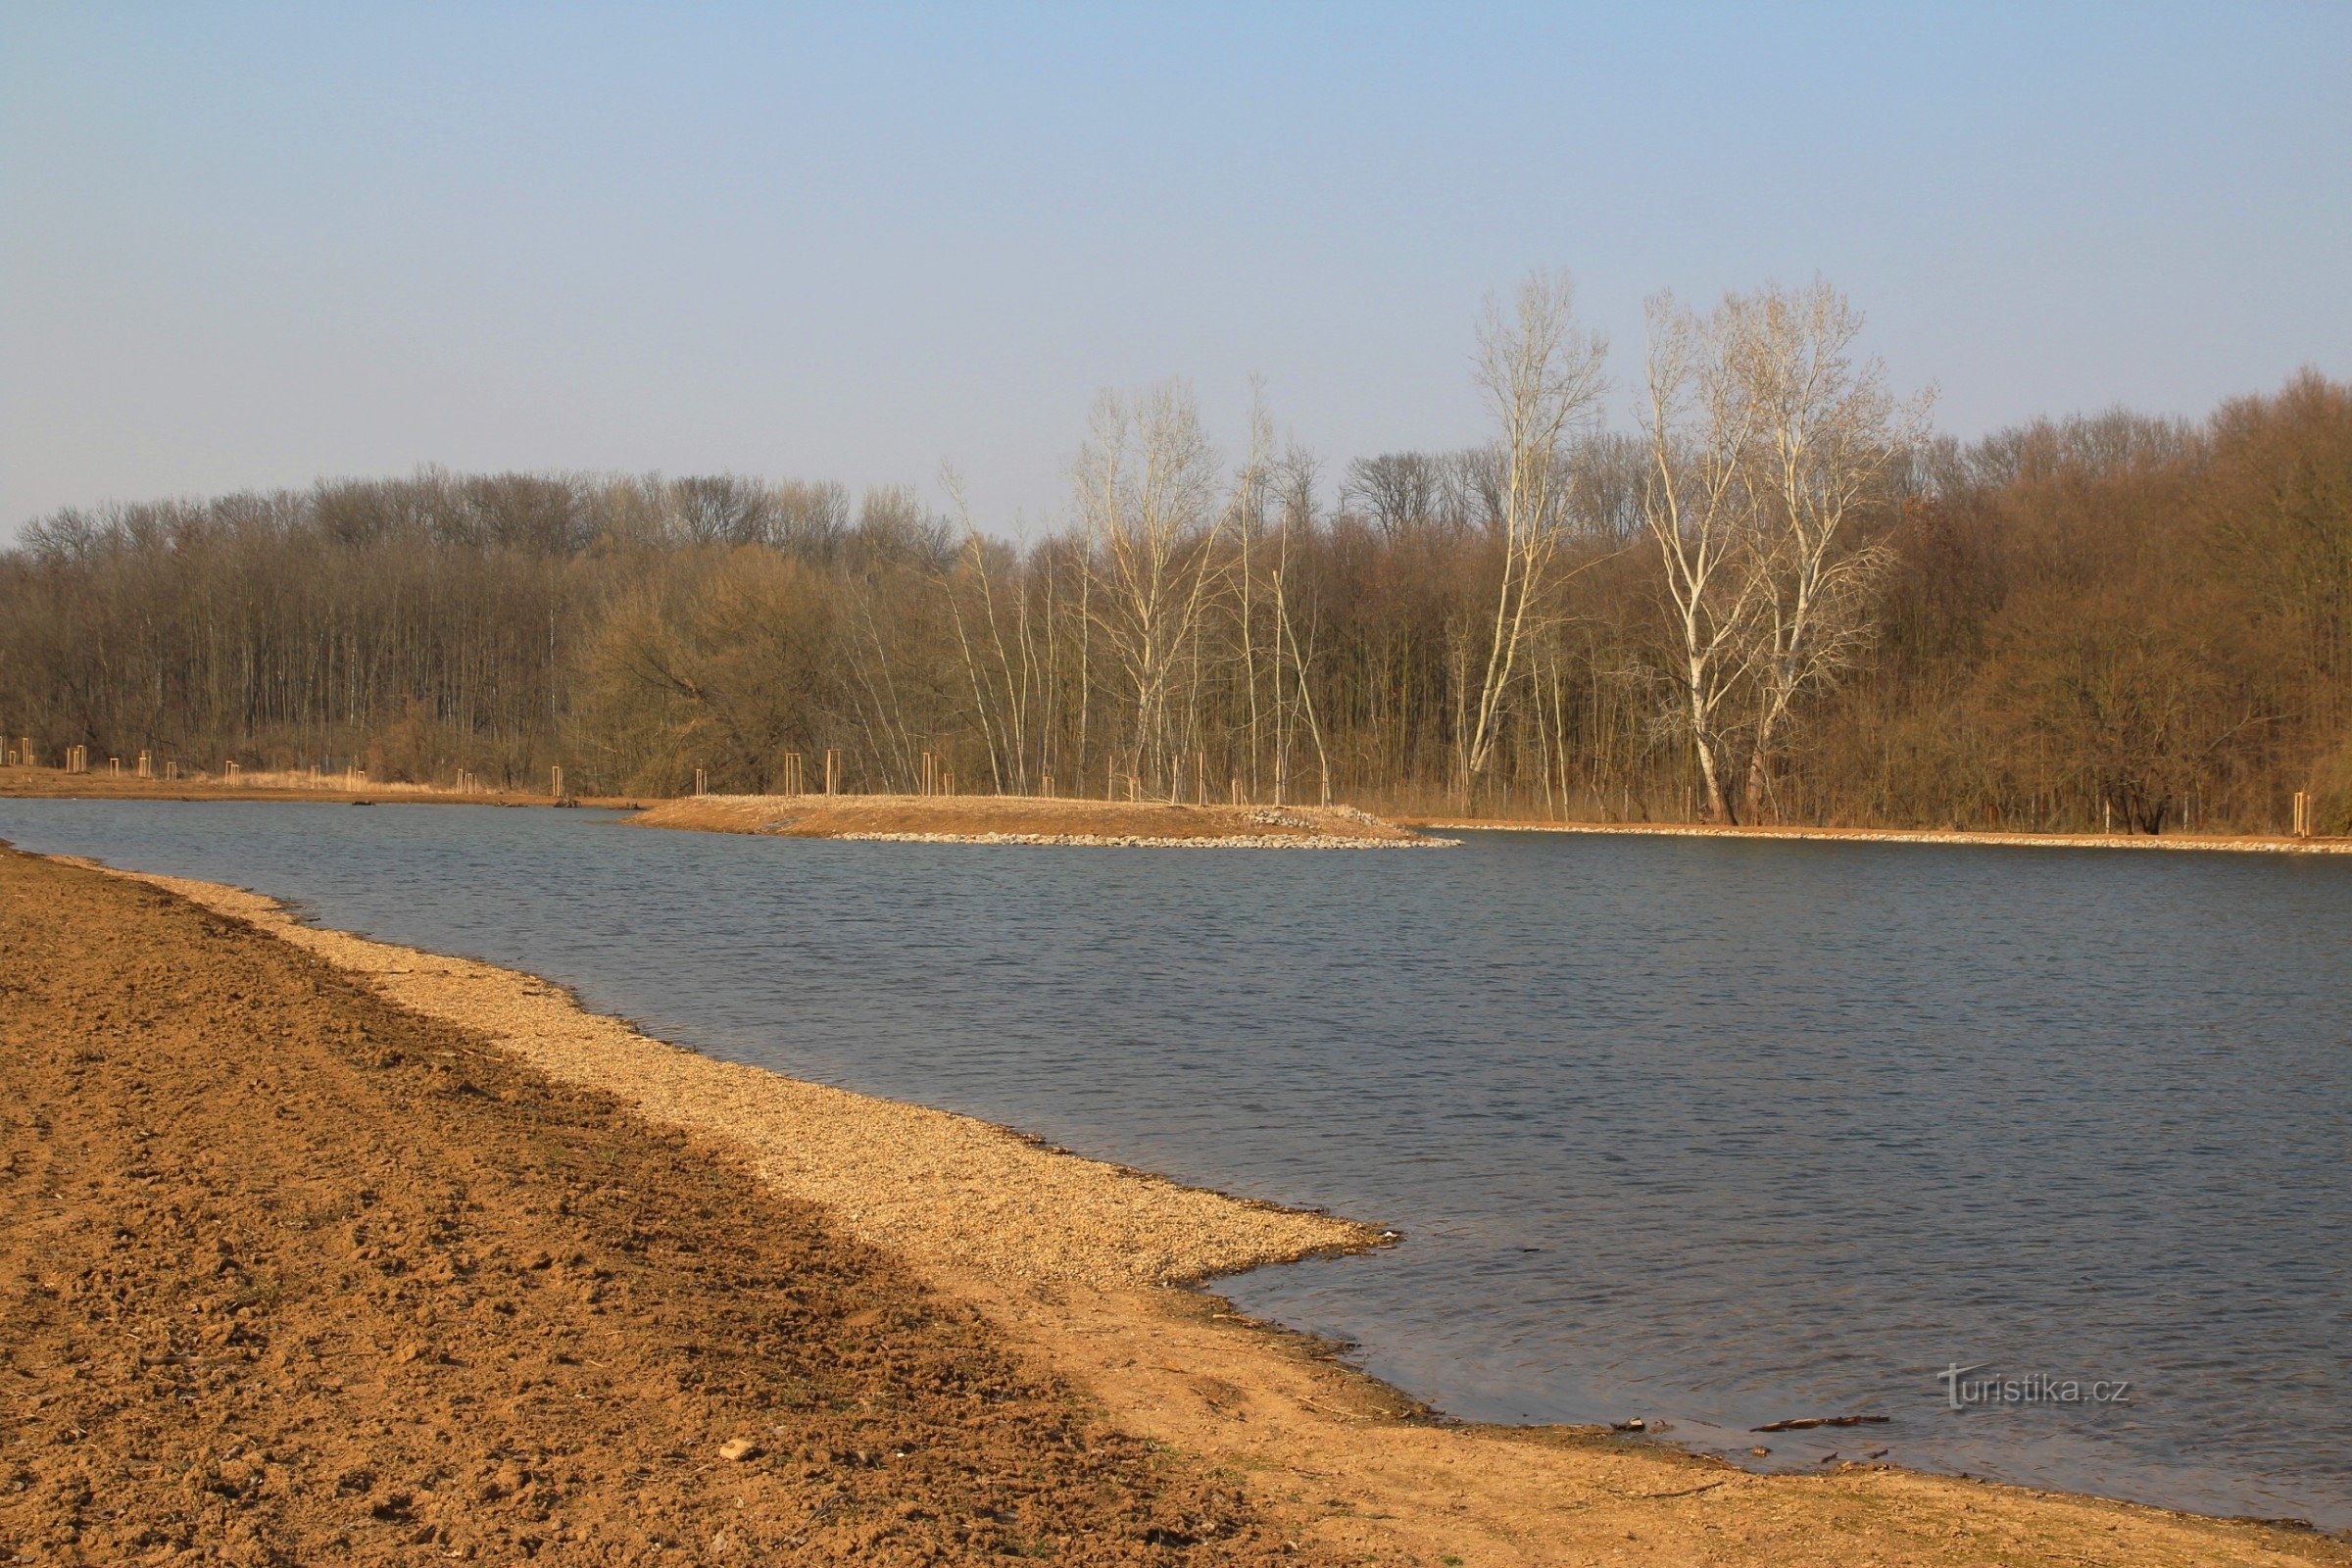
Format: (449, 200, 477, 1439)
(632, 795, 1436, 846)
(40, 856, 2348, 1568)
(0, 847, 1320, 1565)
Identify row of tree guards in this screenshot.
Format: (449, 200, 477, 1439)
(17, 743, 179, 779)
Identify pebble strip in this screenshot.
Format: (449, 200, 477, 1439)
(80, 863, 1383, 1292)
(837, 830, 1461, 849)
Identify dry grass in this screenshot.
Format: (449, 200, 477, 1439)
(0, 763, 533, 804)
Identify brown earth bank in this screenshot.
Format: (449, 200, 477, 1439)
(629, 795, 1441, 847)
(1397, 815, 2352, 856)
(0, 848, 1321, 1566)
(0, 765, 560, 808)
(7, 852, 2344, 1566)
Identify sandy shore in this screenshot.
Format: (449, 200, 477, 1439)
(633, 794, 1454, 848)
(1402, 815, 2352, 856)
(12, 848, 2340, 1565)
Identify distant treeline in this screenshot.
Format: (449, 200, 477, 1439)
(4, 281, 2346, 834)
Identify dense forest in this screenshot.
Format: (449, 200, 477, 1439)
(4, 279, 2346, 835)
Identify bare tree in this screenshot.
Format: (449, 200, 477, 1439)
(1344, 452, 1447, 540)
(938, 466, 1042, 793)
(1072, 382, 1255, 794)
(1460, 270, 1609, 793)
(1640, 292, 1766, 822)
(1729, 280, 1932, 819)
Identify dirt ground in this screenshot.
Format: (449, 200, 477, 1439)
(32, 855, 2347, 1568)
(0, 847, 1321, 1565)
(631, 795, 1436, 846)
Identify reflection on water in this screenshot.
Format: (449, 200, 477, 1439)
(3, 800, 2346, 1528)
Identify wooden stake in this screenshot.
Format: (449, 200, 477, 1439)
(823, 748, 840, 796)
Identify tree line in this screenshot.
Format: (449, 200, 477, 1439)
(3, 276, 2345, 835)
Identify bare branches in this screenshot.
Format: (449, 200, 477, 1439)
(1640, 290, 1765, 822)
(1638, 280, 1928, 822)
(1072, 381, 1260, 797)
(1460, 270, 1609, 791)
(1725, 279, 1933, 819)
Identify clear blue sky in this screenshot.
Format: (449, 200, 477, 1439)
(4, 3, 2346, 534)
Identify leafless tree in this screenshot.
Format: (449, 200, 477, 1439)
(1071, 382, 1256, 795)
(1459, 270, 1609, 794)
(1728, 280, 1933, 819)
(1639, 292, 1764, 822)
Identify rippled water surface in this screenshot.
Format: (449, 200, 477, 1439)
(5, 800, 2347, 1527)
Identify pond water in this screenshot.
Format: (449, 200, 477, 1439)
(4, 800, 2346, 1529)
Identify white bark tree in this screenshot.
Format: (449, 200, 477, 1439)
(1072, 382, 1260, 795)
(938, 466, 1037, 794)
(1460, 270, 1609, 793)
(1727, 280, 1932, 819)
(1639, 292, 1766, 822)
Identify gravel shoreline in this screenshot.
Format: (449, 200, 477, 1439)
(836, 829, 1460, 849)
(77, 863, 1380, 1291)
